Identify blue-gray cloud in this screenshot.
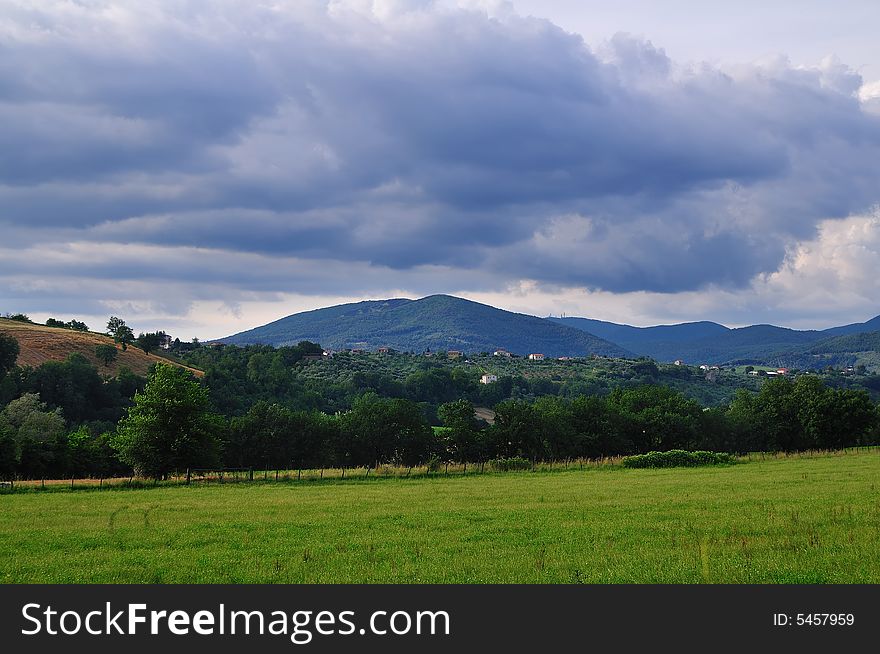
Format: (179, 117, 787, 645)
(1, 0, 880, 308)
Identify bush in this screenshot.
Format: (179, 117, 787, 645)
(622, 449, 735, 469)
(488, 456, 532, 471)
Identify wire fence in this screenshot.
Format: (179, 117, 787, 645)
(2, 445, 877, 494)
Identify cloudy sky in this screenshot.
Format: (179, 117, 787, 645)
(2, 0, 879, 340)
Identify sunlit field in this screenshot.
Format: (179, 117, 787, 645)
(1, 450, 878, 584)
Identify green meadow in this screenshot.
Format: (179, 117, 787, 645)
(1, 451, 878, 584)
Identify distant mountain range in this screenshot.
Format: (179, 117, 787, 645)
(218, 294, 880, 368)
(218, 295, 633, 358)
(551, 314, 880, 368)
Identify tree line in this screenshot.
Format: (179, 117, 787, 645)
(4, 362, 875, 481)
(1, 328, 878, 481)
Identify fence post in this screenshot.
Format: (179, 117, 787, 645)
(70, 477, 74, 490)
(249, 469, 254, 482)
(186, 468, 191, 485)
(445, 462, 449, 475)
(341, 468, 345, 479)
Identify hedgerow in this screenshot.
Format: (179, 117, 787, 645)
(621, 450, 736, 469)
(488, 457, 533, 471)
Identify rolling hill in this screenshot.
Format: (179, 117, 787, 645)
(0, 319, 203, 377)
(218, 295, 634, 358)
(767, 330, 880, 370)
(550, 317, 730, 362)
(554, 314, 880, 367)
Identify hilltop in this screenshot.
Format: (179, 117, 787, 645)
(218, 294, 633, 358)
(0, 319, 203, 377)
(217, 293, 880, 368)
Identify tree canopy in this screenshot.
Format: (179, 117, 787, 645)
(107, 316, 134, 351)
(0, 334, 20, 378)
(113, 365, 222, 478)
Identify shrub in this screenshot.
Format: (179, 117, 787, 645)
(488, 456, 532, 471)
(622, 449, 735, 469)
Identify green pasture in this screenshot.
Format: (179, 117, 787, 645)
(1, 451, 878, 583)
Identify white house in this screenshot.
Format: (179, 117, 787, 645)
(493, 349, 512, 357)
(480, 374, 498, 384)
(673, 359, 684, 366)
(528, 353, 545, 361)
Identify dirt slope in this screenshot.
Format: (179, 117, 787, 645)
(0, 319, 203, 377)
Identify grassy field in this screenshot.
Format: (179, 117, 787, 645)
(1, 451, 878, 583)
(0, 318, 203, 377)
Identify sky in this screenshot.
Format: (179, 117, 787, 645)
(1, 0, 879, 340)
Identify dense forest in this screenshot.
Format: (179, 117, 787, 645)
(0, 332, 878, 481)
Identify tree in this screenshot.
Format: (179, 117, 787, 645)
(341, 393, 432, 467)
(606, 385, 703, 452)
(45, 318, 88, 331)
(1, 393, 66, 479)
(135, 332, 162, 355)
(95, 344, 118, 368)
(107, 316, 134, 351)
(112, 365, 222, 479)
(226, 401, 291, 469)
(438, 399, 483, 462)
(490, 399, 543, 460)
(533, 395, 577, 459)
(0, 416, 20, 480)
(0, 333, 19, 378)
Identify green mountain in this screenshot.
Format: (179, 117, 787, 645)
(768, 331, 880, 370)
(550, 317, 729, 362)
(553, 315, 880, 367)
(218, 295, 634, 358)
(819, 315, 880, 337)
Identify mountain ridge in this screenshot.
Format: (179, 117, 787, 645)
(218, 294, 633, 358)
(553, 314, 880, 367)
(218, 294, 880, 368)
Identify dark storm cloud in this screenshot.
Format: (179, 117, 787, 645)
(2, 1, 880, 299)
